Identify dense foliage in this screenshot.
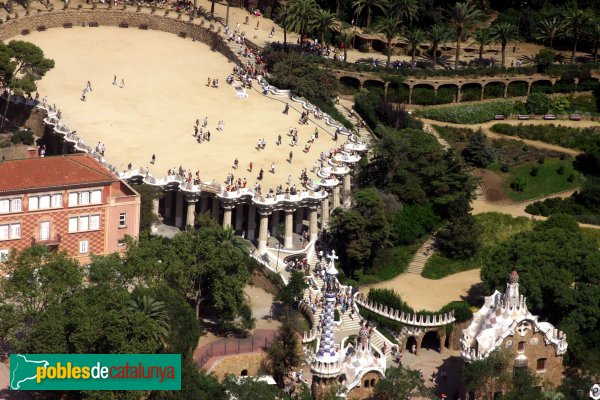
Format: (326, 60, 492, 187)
(416, 100, 516, 124)
(481, 215, 600, 372)
(491, 123, 600, 151)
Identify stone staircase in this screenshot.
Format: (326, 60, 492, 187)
(334, 101, 376, 147)
(405, 236, 436, 274)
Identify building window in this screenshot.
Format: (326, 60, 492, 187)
(0, 223, 20, 240)
(0, 249, 8, 261)
(51, 194, 63, 208)
(79, 192, 90, 205)
(0, 198, 21, 213)
(10, 199, 22, 212)
(119, 213, 126, 228)
(91, 190, 102, 204)
(69, 190, 102, 207)
(39, 222, 50, 241)
(68, 192, 78, 207)
(517, 341, 525, 352)
(0, 199, 8, 213)
(536, 358, 546, 371)
(69, 215, 101, 233)
(79, 240, 89, 254)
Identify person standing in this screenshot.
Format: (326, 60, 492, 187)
(289, 151, 293, 163)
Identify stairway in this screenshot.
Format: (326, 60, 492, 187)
(405, 236, 436, 275)
(334, 101, 376, 147)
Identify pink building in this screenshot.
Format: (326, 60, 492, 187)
(0, 154, 140, 264)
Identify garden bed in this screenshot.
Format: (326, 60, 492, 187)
(490, 123, 600, 151)
(415, 100, 515, 124)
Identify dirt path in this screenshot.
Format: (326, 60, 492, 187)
(421, 118, 595, 157)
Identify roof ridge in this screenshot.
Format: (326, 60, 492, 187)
(66, 154, 116, 180)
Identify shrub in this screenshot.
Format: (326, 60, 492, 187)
(538, 157, 545, 164)
(462, 129, 496, 167)
(439, 301, 473, 323)
(367, 288, 413, 313)
(530, 166, 539, 177)
(526, 92, 551, 114)
(489, 123, 600, 151)
(391, 205, 439, 245)
(415, 99, 515, 124)
(10, 130, 34, 145)
(510, 177, 526, 191)
(500, 164, 509, 172)
(557, 165, 565, 175)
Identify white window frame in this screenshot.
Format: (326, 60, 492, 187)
(79, 240, 89, 254)
(79, 216, 89, 232)
(118, 213, 126, 228)
(68, 192, 78, 207)
(91, 190, 102, 204)
(29, 196, 39, 211)
(90, 214, 100, 231)
(0, 200, 8, 213)
(0, 225, 8, 240)
(51, 194, 63, 208)
(68, 217, 78, 233)
(10, 223, 20, 239)
(79, 192, 90, 205)
(39, 195, 51, 209)
(10, 198, 21, 212)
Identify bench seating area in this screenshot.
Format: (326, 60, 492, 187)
(543, 114, 556, 120)
(570, 114, 582, 121)
(494, 115, 506, 120)
(518, 114, 530, 120)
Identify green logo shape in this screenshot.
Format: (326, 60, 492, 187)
(10, 354, 181, 391)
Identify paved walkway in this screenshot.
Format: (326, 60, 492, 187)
(406, 236, 436, 274)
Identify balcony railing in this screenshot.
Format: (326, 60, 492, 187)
(31, 234, 61, 246)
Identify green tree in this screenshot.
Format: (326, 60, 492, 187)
(311, 8, 341, 46)
(151, 364, 224, 400)
(391, 205, 439, 246)
(276, 0, 293, 52)
(403, 28, 426, 69)
(428, 24, 451, 68)
(338, 30, 356, 62)
(534, 49, 558, 73)
(492, 22, 519, 68)
(276, 270, 308, 308)
(128, 295, 171, 346)
(373, 365, 433, 399)
(526, 92, 552, 114)
(463, 349, 513, 399)
(133, 184, 163, 231)
(222, 375, 289, 399)
(435, 196, 480, 259)
(0, 41, 55, 128)
(391, 0, 419, 25)
(535, 17, 566, 49)
(266, 312, 303, 385)
(287, 0, 318, 38)
(446, 2, 482, 70)
(352, 0, 387, 28)
(563, 7, 592, 64)
(375, 14, 403, 67)
(503, 367, 544, 400)
(587, 21, 600, 63)
(471, 27, 495, 65)
(461, 129, 495, 167)
(218, 225, 248, 255)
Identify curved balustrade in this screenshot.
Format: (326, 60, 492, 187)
(317, 165, 351, 178)
(332, 152, 361, 164)
(343, 142, 368, 153)
(354, 292, 455, 327)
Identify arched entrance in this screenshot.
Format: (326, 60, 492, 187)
(411, 84, 436, 105)
(507, 81, 528, 97)
(421, 331, 441, 352)
(437, 84, 458, 104)
(460, 83, 482, 102)
(340, 76, 361, 93)
(364, 79, 385, 91)
(406, 336, 417, 353)
(531, 80, 554, 94)
(483, 82, 504, 99)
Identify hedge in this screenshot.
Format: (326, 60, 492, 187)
(416, 99, 516, 124)
(490, 123, 600, 150)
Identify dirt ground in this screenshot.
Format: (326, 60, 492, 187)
(19, 27, 341, 190)
(473, 168, 510, 202)
(366, 269, 482, 311)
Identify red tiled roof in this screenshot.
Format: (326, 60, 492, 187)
(0, 154, 118, 194)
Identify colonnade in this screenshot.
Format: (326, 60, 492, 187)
(152, 175, 352, 254)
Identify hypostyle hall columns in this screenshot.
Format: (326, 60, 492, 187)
(295, 207, 304, 233)
(175, 191, 184, 228)
(284, 208, 294, 249)
(309, 206, 319, 242)
(247, 204, 256, 240)
(271, 210, 280, 237)
(235, 203, 244, 232)
(321, 195, 330, 229)
(185, 195, 198, 227)
(332, 186, 341, 210)
(222, 204, 233, 228)
(164, 191, 173, 222)
(152, 198, 160, 219)
(258, 210, 271, 253)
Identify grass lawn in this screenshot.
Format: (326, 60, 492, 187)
(422, 213, 533, 279)
(501, 158, 582, 202)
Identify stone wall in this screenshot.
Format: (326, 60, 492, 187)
(208, 352, 267, 380)
(347, 371, 382, 399)
(0, 9, 238, 63)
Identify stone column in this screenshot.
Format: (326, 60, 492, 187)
(271, 210, 280, 237)
(284, 209, 294, 249)
(321, 197, 330, 229)
(309, 206, 319, 242)
(222, 205, 233, 228)
(383, 82, 389, 101)
(408, 85, 413, 105)
(247, 204, 256, 240)
(480, 84, 485, 100)
(175, 191, 184, 228)
(343, 174, 351, 201)
(164, 191, 172, 222)
(211, 197, 219, 222)
(433, 86, 438, 97)
(152, 198, 160, 218)
(503, 82, 509, 98)
(527, 82, 532, 96)
(332, 186, 341, 210)
(235, 203, 244, 232)
(185, 197, 198, 227)
(258, 211, 270, 253)
(200, 196, 208, 213)
(295, 207, 303, 233)
(456, 86, 462, 102)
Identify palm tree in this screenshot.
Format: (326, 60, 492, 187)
(276, 1, 293, 52)
(352, 0, 388, 28)
(287, 0, 318, 38)
(588, 22, 600, 62)
(128, 296, 170, 345)
(564, 8, 592, 64)
(492, 23, 518, 67)
(218, 226, 248, 255)
(311, 9, 341, 46)
(534, 17, 566, 49)
(391, 0, 419, 25)
(403, 28, 426, 69)
(338, 30, 356, 62)
(374, 16, 402, 67)
(428, 24, 451, 68)
(446, 2, 483, 69)
(471, 27, 495, 65)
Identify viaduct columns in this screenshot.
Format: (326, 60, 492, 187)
(257, 210, 270, 253)
(185, 196, 198, 227)
(284, 208, 294, 249)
